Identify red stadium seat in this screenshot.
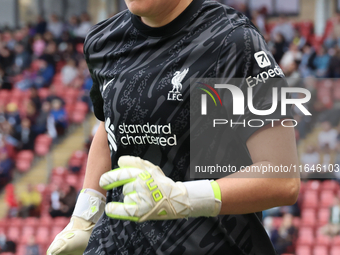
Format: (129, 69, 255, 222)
(317, 208, 330, 227)
(34, 134, 53, 156)
(301, 209, 316, 227)
(24, 217, 39, 227)
(297, 227, 314, 245)
(0, 89, 11, 105)
(332, 236, 340, 245)
(321, 180, 339, 192)
(330, 245, 340, 255)
(315, 234, 331, 246)
(6, 226, 21, 242)
(15, 150, 34, 173)
(38, 87, 50, 100)
(36, 226, 50, 245)
(15, 244, 26, 255)
(305, 181, 321, 192)
(21, 225, 36, 243)
(296, 245, 312, 255)
(313, 245, 328, 255)
(302, 190, 318, 209)
(320, 190, 335, 208)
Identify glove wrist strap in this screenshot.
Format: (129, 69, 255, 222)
(73, 188, 106, 223)
(183, 180, 222, 218)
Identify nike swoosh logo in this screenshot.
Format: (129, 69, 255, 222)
(103, 77, 115, 92)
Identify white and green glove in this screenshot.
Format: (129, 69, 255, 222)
(47, 188, 106, 255)
(99, 156, 222, 222)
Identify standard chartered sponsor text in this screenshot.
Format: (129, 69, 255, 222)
(118, 123, 177, 147)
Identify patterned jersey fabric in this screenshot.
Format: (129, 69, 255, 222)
(84, 0, 288, 254)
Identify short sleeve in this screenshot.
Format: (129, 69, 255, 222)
(216, 25, 293, 143)
(84, 31, 105, 121)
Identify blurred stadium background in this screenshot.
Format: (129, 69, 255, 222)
(0, 0, 340, 254)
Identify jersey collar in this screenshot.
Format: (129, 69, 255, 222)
(130, 0, 205, 37)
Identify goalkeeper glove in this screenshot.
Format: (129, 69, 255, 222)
(47, 188, 106, 255)
(99, 156, 221, 222)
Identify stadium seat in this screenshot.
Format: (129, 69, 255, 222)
(35, 226, 50, 245)
(320, 180, 339, 192)
(6, 226, 21, 242)
(0, 89, 11, 105)
(15, 244, 26, 255)
(24, 217, 39, 227)
(15, 150, 34, 173)
(330, 245, 340, 255)
(34, 134, 53, 156)
(297, 227, 314, 245)
(332, 236, 340, 245)
(313, 245, 328, 255)
(21, 225, 36, 243)
(317, 208, 330, 227)
(305, 181, 321, 192)
(315, 234, 331, 246)
(296, 245, 312, 255)
(320, 190, 335, 208)
(38, 87, 50, 100)
(302, 191, 318, 209)
(301, 209, 317, 227)
(54, 217, 69, 228)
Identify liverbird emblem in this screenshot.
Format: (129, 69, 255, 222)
(170, 68, 189, 93)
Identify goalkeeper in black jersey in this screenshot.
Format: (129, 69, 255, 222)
(47, 0, 300, 254)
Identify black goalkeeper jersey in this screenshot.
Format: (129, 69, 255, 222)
(84, 0, 288, 254)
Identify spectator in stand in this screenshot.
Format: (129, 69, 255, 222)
(46, 85, 65, 105)
(18, 184, 42, 218)
(251, 7, 267, 35)
(263, 217, 279, 250)
(327, 47, 340, 78)
(50, 99, 67, 136)
(280, 43, 302, 74)
(5, 103, 21, 133)
(32, 34, 46, 58)
(318, 121, 338, 151)
(0, 67, 12, 90)
(0, 46, 14, 75)
(47, 14, 64, 39)
(299, 44, 314, 78)
(4, 183, 18, 217)
(300, 145, 320, 177)
(32, 101, 57, 138)
(66, 15, 79, 38)
(41, 41, 58, 70)
(49, 184, 77, 218)
(24, 100, 38, 125)
(271, 15, 295, 43)
(34, 58, 55, 88)
(13, 43, 31, 74)
(0, 229, 6, 252)
(13, 118, 36, 151)
(313, 46, 331, 78)
(274, 213, 297, 254)
(272, 33, 287, 63)
(35, 16, 47, 35)
(320, 197, 340, 237)
(0, 147, 13, 189)
(61, 59, 78, 86)
(74, 12, 92, 41)
(29, 87, 41, 111)
(25, 236, 40, 255)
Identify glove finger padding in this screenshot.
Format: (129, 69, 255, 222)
(47, 189, 106, 255)
(47, 216, 94, 255)
(101, 156, 221, 222)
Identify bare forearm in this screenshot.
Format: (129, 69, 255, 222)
(83, 122, 111, 196)
(217, 161, 300, 215)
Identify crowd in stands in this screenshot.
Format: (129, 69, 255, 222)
(0, 12, 93, 193)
